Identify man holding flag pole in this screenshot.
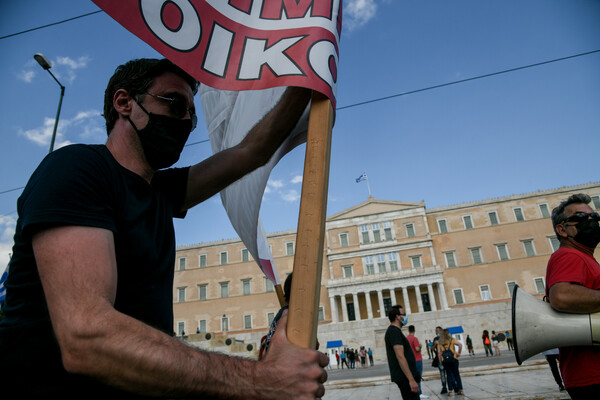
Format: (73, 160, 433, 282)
(0, 58, 328, 399)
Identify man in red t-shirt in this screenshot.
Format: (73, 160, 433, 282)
(546, 193, 600, 400)
(407, 325, 428, 399)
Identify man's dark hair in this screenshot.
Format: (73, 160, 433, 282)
(408, 325, 415, 333)
(283, 273, 293, 304)
(388, 305, 403, 323)
(103, 58, 199, 135)
(551, 193, 592, 236)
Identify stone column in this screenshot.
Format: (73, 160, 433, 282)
(329, 296, 338, 323)
(365, 291, 374, 319)
(427, 283, 437, 311)
(352, 293, 361, 320)
(377, 290, 385, 318)
(438, 281, 449, 310)
(341, 294, 348, 322)
(415, 285, 423, 313)
(402, 287, 411, 315)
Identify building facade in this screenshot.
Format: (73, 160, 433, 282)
(173, 182, 600, 358)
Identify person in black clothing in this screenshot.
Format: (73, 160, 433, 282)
(385, 305, 420, 400)
(0, 58, 327, 399)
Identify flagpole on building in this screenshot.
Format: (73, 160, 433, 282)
(287, 92, 334, 350)
(365, 173, 372, 197)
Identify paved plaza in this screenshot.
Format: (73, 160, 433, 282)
(324, 358, 571, 400)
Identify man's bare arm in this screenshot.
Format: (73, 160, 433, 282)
(393, 344, 419, 393)
(182, 87, 311, 210)
(549, 282, 600, 314)
(34, 225, 327, 399)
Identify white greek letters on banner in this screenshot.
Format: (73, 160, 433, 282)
(93, 0, 341, 106)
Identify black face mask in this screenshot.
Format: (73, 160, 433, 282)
(574, 219, 600, 249)
(128, 102, 192, 170)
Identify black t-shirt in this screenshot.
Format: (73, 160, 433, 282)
(0, 144, 188, 397)
(385, 325, 420, 384)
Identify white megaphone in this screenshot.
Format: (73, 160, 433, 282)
(511, 284, 600, 365)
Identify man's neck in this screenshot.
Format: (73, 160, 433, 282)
(106, 125, 154, 183)
(560, 238, 595, 257)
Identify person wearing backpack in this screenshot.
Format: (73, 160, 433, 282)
(437, 329, 464, 397)
(482, 330, 494, 356)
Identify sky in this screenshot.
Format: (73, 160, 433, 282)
(0, 0, 599, 268)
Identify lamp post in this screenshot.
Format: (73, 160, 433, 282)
(34, 53, 65, 153)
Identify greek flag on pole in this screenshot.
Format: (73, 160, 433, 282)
(356, 172, 367, 183)
(0, 264, 8, 303)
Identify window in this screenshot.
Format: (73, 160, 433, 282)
(453, 289, 464, 305)
(221, 316, 229, 332)
(549, 236, 560, 252)
(405, 223, 415, 238)
(437, 219, 448, 233)
(198, 319, 207, 333)
(488, 211, 499, 226)
(534, 277, 546, 294)
(463, 215, 474, 230)
(220, 251, 228, 265)
(286, 242, 294, 256)
(496, 243, 509, 261)
(539, 203, 550, 218)
(377, 254, 386, 273)
(342, 265, 353, 278)
(177, 287, 186, 302)
(177, 321, 185, 336)
(444, 251, 456, 268)
(523, 240, 536, 257)
(365, 256, 375, 275)
(178, 257, 186, 271)
(410, 255, 422, 268)
(199, 254, 207, 268)
(241, 248, 249, 262)
(592, 195, 600, 210)
(388, 252, 399, 271)
(514, 207, 525, 222)
(360, 225, 369, 243)
(479, 285, 492, 301)
(220, 282, 229, 298)
(243, 315, 252, 329)
(198, 284, 207, 300)
(339, 233, 349, 247)
(265, 278, 274, 292)
(372, 224, 381, 242)
(470, 247, 483, 264)
(383, 222, 393, 240)
(267, 312, 275, 326)
(242, 279, 251, 295)
(506, 281, 517, 297)
(318, 306, 325, 322)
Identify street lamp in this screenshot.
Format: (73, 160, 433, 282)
(34, 53, 65, 153)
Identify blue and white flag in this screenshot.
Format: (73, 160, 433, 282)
(0, 263, 8, 303)
(356, 172, 367, 183)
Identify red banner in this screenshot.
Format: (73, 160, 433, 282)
(93, 0, 341, 106)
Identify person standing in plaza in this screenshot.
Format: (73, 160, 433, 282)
(385, 305, 420, 400)
(437, 329, 464, 397)
(407, 325, 428, 399)
(491, 330, 501, 356)
(482, 330, 493, 356)
(368, 347, 374, 366)
(432, 326, 448, 394)
(546, 193, 600, 399)
(466, 335, 474, 356)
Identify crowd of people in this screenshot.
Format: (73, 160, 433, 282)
(333, 346, 374, 369)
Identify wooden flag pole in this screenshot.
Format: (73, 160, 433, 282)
(287, 92, 334, 349)
(274, 284, 286, 308)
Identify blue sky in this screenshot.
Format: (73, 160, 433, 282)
(1, 0, 599, 267)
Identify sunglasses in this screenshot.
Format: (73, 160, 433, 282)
(560, 212, 600, 225)
(145, 92, 197, 131)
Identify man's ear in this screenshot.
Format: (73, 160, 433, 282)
(113, 89, 133, 116)
(556, 223, 568, 239)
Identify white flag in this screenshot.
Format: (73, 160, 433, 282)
(200, 85, 310, 284)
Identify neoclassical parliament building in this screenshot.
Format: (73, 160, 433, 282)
(173, 182, 600, 359)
